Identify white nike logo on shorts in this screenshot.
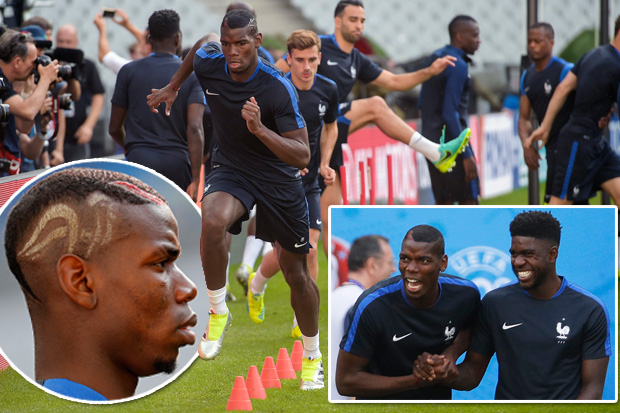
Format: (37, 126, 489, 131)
(392, 333, 412, 342)
(294, 241, 308, 248)
(205, 89, 220, 96)
(316, 219, 322, 225)
(502, 322, 523, 330)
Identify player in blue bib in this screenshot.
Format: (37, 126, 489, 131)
(527, 17, 620, 206)
(246, 30, 339, 339)
(147, 9, 323, 391)
(336, 225, 480, 400)
(414, 211, 610, 400)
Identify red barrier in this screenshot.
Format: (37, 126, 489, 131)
(339, 165, 348, 205)
(358, 161, 366, 205)
(387, 154, 394, 205)
(368, 155, 376, 205)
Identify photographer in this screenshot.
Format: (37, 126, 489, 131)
(17, 25, 68, 169)
(56, 24, 104, 161)
(0, 29, 59, 175)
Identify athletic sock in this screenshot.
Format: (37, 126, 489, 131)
(261, 241, 273, 256)
(250, 269, 269, 294)
(241, 235, 264, 268)
(225, 252, 230, 287)
(302, 332, 321, 360)
(207, 286, 228, 314)
(292, 315, 298, 328)
(408, 131, 440, 162)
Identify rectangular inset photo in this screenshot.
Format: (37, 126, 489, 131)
(328, 206, 617, 403)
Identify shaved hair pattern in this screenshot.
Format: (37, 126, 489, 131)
(5, 168, 167, 301)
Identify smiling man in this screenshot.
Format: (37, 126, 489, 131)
(335, 225, 480, 400)
(147, 10, 324, 390)
(4, 168, 198, 401)
(414, 211, 611, 399)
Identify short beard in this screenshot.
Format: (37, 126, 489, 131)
(153, 357, 177, 374)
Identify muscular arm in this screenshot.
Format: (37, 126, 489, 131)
(370, 56, 456, 91)
(319, 120, 338, 185)
(526, 71, 577, 148)
(517, 94, 540, 170)
(577, 357, 608, 400)
(242, 96, 310, 169)
(186, 102, 205, 202)
(335, 349, 425, 397)
(448, 350, 491, 391)
(147, 33, 219, 115)
(108, 104, 127, 148)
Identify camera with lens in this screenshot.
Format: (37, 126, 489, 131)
(35, 54, 76, 81)
(56, 93, 72, 110)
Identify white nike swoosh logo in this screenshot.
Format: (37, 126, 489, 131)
(502, 322, 523, 330)
(326, 60, 338, 66)
(205, 89, 219, 96)
(294, 242, 308, 248)
(316, 219, 322, 225)
(392, 333, 412, 342)
(205, 184, 211, 192)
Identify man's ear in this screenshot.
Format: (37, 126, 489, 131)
(255, 32, 263, 48)
(440, 254, 448, 272)
(56, 254, 97, 310)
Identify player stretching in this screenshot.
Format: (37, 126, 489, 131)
(147, 10, 323, 390)
(247, 30, 339, 339)
(276, 0, 470, 256)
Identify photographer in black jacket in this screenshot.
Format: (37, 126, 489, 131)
(0, 29, 58, 175)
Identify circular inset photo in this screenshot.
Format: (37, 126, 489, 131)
(0, 159, 207, 403)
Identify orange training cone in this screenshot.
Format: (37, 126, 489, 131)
(226, 376, 252, 411)
(291, 340, 303, 372)
(260, 356, 281, 389)
(246, 365, 266, 399)
(276, 347, 296, 379)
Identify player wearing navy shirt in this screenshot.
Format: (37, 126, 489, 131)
(110, 10, 205, 200)
(336, 225, 480, 400)
(247, 30, 339, 339)
(527, 17, 620, 206)
(415, 211, 610, 400)
(147, 10, 324, 391)
(276, 0, 469, 259)
(519, 23, 576, 203)
(419, 15, 481, 204)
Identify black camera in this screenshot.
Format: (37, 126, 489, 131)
(35, 54, 76, 80)
(0, 102, 9, 123)
(56, 93, 72, 110)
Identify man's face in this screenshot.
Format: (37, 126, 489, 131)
(55, 28, 77, 49)
(220, 24, 260, 77)
(528, 27, 553, 62)
(369, 240, 396, 285)
(460, 21, 481, 55)
(398, 239, 447, 307)
(510, 236, 556, 292)
(93, 203, 198, 377)
(336, 5, 365, 44)
(14, 43, 38, 81)
(287, 46, 320, 88)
